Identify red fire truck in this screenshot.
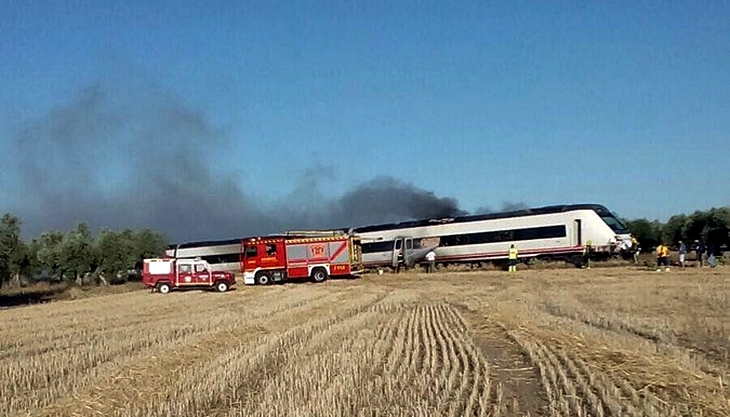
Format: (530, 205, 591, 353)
(142, 258, 236, 294)
(241, 233, 362, 285)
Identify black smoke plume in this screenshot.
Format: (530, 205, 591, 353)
(473, 202, 530, 215)
(331, 177, 468, 227)
(4, 83, 474, 242)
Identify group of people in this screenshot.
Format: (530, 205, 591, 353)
(655, 240, 718, 271)
(688, 240, 718, 268)
(409, 237, 720, 274)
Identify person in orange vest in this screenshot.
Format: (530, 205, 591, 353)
(656, 244, 670, 272)
(508, 244, 518, 272)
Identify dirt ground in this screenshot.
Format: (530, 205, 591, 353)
(1, 266, 728, 416)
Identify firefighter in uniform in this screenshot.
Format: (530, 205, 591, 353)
(583, 240, 593, 269)
(508, 244, 518, 272)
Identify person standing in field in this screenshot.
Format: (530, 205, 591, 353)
(582, 240, 593, 269)
(695, 240, 705, 267)
(656, 244, 670, 272)
(619, 236, 633, 258)
(678, 240, 687, 268)
(425, 250, 436, 273)
(708, 251, 718, 268)
(508, 244, 518, 272)
(631, 235, 640, 263)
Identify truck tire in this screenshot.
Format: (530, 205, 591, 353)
(215, 281, 229, 292)
(256, 271, 272, 285)
(157, 283, 171, 294)
(311, 267, 328, 283)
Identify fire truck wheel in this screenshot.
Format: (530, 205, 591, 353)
(256, 272, 272, 285)
(157, 283, 171, 294)
(311, 268, 328, 283)
(215, 281, 229, 292)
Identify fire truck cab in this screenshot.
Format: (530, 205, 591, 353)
(142, 258, 236, 294)
(241, 234, 362, 285)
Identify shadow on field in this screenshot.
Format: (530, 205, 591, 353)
(0, 285, 65, 308)
(1, 281, 147, 308)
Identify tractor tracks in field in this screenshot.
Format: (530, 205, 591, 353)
(467, 312, 550, 417)
(466, 301, 729, 417)
(506, 327, 687, 417)
(215, 296, 499, 416)
(368, 302, 495, 416)
(538, 302, 730, 382)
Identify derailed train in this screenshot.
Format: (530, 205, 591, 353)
(353, 203, 630, 269)
(166, 203, 631, 272)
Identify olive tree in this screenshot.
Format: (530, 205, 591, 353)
(0, 213, 24, 288)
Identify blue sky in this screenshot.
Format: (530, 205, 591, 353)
(1, 0, 729, 238)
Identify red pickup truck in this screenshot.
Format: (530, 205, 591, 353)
(142, 258, 236, 294)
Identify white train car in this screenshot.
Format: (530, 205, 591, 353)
(165, 238, 243, 273)
(352, 204, 630, 268)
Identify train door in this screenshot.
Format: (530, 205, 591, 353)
(390, 237, 414, 268)
(404, 238, 414, 266)
(573, 219, 582, 246)
(391, 239, 403, 268)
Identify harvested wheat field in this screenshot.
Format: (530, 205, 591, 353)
(1, 266, 729, 417)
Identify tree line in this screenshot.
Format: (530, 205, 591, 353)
(624, 207, 730, 254)
(2, 206, 729, 288)
(0, 214, 167, 288)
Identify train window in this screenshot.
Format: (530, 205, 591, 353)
(440, 235, 456, 246)
(201, 253, 240, 264)
(498, 231, 513, 241)
(361, 241, 394, 253)
(406, 240, 413, 249)
(395, 240, 402, 250)
(440, 225, 566, 247)
(516, 226, 564, 240)
(219, 253, 240, 263)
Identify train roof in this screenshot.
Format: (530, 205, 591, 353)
(169, 237, 243, 250)
(168, 204, 619, 248)
(350, 203, 615, 234)
(168, 231, 349, 249)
